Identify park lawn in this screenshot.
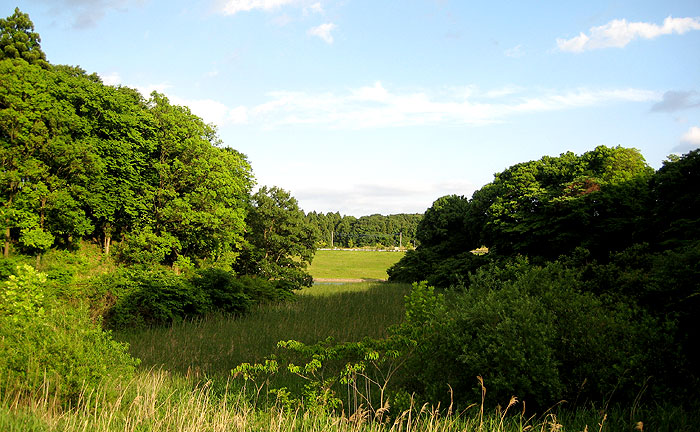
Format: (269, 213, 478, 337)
(308, 249, 405, 280)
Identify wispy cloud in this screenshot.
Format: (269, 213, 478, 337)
(219, 0, 325, 15)
(308, 22, 337, 43)
(101, 72, 122, 86)
(504, 44, 524, 58)
(294, 180, 477, 216)
(304, 2, 323, 14)
(107, 79, 659, 130)
(651, 90, 700, 112)
(246, 82, 659, 128)
(557, 16, 700, 52)
(220, 0, 298, 15)
(33, 0, 145, 29)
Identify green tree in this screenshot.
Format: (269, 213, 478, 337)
(389, 146, 654, 284)
(0, 8, 48, 67)
(124, 93, 252, 267)
(237, 186, 317, 289)
(650, 149, 700, 248)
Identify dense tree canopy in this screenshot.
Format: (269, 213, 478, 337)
(388, 146, 685, 285)
(387, 147, 700, 409)
(0, 10, 254, 270)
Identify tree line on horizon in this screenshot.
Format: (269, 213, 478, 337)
(304, 212, 422, 249)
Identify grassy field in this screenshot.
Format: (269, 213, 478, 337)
(6, 280, 698, 431)
(115, 282, 410, 379)
(309, 249, 405, 280)
(4, 369, 665, 432)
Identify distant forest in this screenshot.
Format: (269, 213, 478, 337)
(304, 212, 422, 248)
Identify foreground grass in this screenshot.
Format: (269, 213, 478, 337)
(115, 283, 410, 379)
(5, 281, 699, 431)
(3, 370, 697, 432)
(309, 250, 405, 280)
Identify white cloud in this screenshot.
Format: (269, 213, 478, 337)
(504, 44, 524, 58)
(169, 96, 232, 125)
(681, 126, 700, 145)
(351, 81, 391, 102)
(308, 22, 337, 44)
(557, 16, 700, 52)
(117, 82, 247, 126)
(135, 83, 173, 97)
(100, 72, 122, 86)
(229, 106, 250, 124)
(242, 83, 659, 129)
(305, 2, 323, 14)
(672, 125, 700, 153)
(220, 0, 298, 15)
(294, 179, 478, 216)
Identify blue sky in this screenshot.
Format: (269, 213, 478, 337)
(10, 0, 700, 215)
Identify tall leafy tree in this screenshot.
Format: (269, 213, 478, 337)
(237, 186, 317, 289)
(0, 8, 48, 67)
(0, 59, 92, 258)
(120, 93, 252, 266)
(390, 146, 655, 284)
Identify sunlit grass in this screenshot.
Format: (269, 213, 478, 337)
(3, 370, 695, 432)
(309, 250, 405, 280)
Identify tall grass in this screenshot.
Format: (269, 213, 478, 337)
(3, 370, 694, 432)
(4, 279, 698, 431)
(115, 283, 410, 378)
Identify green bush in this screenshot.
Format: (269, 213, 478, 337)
(0, 266, 137, 404)
(395, 260, 665, 409)
(238, 274, 294, 303)
(191, 268, 252, 314)
(105, 268, 209, 329)
(0, 256, 30, 281)
(0, 264, 48, 321)
(97, 267, 293, 330)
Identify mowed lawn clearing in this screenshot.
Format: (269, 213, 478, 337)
(308, 249, 405, 281)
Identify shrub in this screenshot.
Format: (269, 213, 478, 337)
(105, 268, 208, 329)
(0, 264, 48, 321)
(0, 266, 137, 404)
(191, 268, 252, 314)
(395, 260, 665, 410)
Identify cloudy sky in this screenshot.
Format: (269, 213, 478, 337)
(13, 0, 700, 216)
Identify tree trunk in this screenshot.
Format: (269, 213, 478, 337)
(103, 223, 112, 256)
(3, 227, 9, 258)
(104, 235, 111, 256)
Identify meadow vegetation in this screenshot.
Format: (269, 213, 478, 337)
(309, 250, 405, 280)
(1, 8, 699, 431)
